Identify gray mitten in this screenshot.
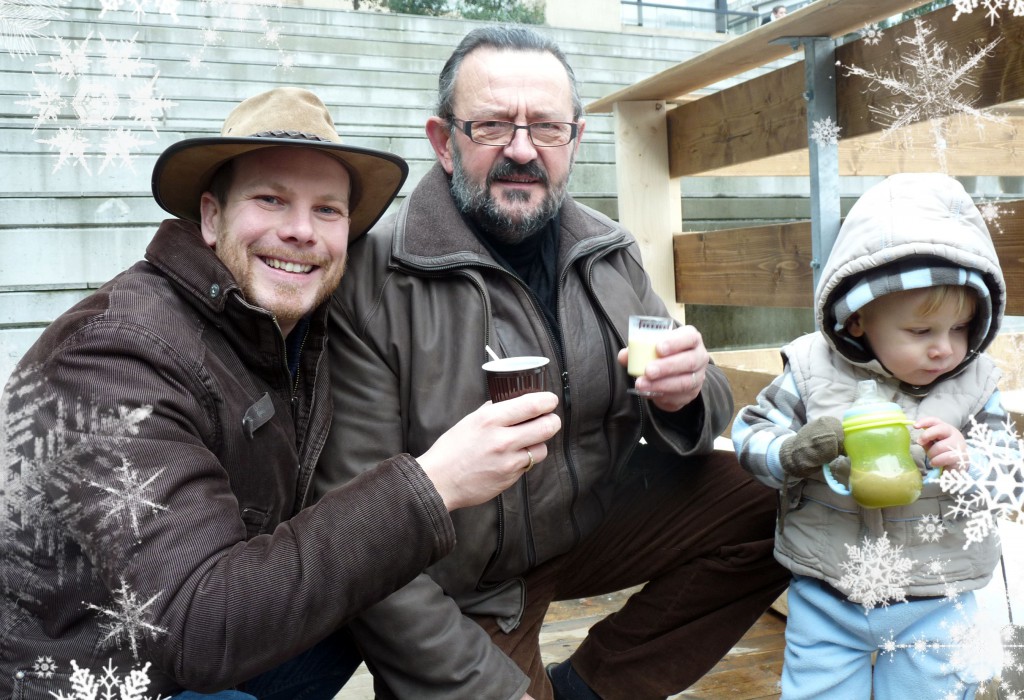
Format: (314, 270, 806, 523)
(779, 416, 844, 479)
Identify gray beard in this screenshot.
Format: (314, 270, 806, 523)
(450, 146, 570, 245)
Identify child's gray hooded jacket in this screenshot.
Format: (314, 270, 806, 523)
(733, 173, 1010, 601)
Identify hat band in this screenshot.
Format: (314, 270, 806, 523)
(250, 130, 333, 142)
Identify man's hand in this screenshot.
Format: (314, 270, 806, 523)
(915, 416, 967, 471)
(617, 324, 709, 412)
(779, 417, 844, 479)
(417, 392, 561, 511)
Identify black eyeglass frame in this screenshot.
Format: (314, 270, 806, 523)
(451, 118, 579, 147)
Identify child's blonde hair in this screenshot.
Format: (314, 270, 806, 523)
(917, 285, 977, 318)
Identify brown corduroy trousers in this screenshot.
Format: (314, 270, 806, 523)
(471, 449, 789, 700)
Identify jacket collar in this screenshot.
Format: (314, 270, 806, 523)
(145, 218, 241, 314)
(144, 218, 330, 361)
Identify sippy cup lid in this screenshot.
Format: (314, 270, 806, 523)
(841, 380, 912, 432)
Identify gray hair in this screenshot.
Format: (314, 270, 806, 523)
(436, 25, 583, 122)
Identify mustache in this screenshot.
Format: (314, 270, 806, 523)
(487, 159, 548, 187)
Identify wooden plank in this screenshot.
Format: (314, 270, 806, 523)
(585, 0, 931, 113)
(667, 5, 1024, 177)
(674, 222, 815, 308)
(674, 201, 1024, 313)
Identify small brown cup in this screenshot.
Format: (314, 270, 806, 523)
(482, 356, 550, 402)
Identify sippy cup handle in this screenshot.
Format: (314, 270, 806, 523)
(823, 461, 852, 496)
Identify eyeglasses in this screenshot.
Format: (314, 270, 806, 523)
(452, 119, 578, 147)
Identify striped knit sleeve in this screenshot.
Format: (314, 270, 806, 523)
(731, 367, 808, 488)
(962, 389, 1022, 482)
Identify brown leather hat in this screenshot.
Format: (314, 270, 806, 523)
(151, 87, 408, 240)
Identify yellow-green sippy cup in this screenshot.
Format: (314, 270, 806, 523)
(822, 379, 937, 509)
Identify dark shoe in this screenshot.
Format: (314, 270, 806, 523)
(546, 660, 602, 700)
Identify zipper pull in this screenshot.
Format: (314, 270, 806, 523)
(561, 370, 571, 411)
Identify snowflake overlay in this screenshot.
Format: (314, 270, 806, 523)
(809, 116, 841, 146)
(0, 0, 67, 58)
(880, 599, 1004, 694)
(85, 578, 168, 659)
(184, 0, 294, 72)
(838, 532, 915, 611)
(841, 19, 1005, 173)
(940, 417, 1024, 548)
(860, 23, 883, 46)
(916, 513, 948, 543)
(33, 655, 57, 678)
(17, 30, 174, 174)
(952, 0, 1024, 26)
(49, 658, 168, 700)
(978, 199, 1016, 235)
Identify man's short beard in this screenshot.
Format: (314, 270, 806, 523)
(450, 143, 571, 245)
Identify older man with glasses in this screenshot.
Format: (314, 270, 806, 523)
(317, 25, 789, 700)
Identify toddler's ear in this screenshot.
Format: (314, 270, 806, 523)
(846, 312, 866, 338)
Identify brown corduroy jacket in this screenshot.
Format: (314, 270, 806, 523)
(1, 219, 455, 699)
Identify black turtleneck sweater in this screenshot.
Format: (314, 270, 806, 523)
(468, 215, 562, 352)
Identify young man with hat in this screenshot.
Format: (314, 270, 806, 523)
(0, 87, 561, 700)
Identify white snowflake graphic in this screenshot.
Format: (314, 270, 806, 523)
(916, 513, 948, 543)
(87, 430, 166, 538)
(182, 0, 292, 71)
(99, 32, 151, 80)
(97, 127, 152, 173)
(1, 371, 155, 596)
(860, 23, 883, 46)
(85, 578, 167, 659)
(941, 418, 1024, 548)
(978, 199, 1015, 235)
(953, 0, 1024, 26)
(838, 532, 915, 611)
(49, 658, 168, 700)
(877, 591, 1003, 691)
(36, 126, 90, 172)
(19, 30, 175, 172)
(17, 75, 64, 130)
(841, 19, 1005, 173)
(809, 116, 841, 146)
(33, 655, 57, 678)
(0, 0, 67, 58)
(42, 31, 92, 78)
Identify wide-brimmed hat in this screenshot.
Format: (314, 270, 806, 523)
(151, 87, 408, 240)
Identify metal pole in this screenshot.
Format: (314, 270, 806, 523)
(800, 36, 840, 321)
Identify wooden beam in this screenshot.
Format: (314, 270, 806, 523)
(674, 201, 1024, 313)
(691, 114, 1024, 176)
(667, 5, 1024, 177)
(613, 101, 686, 321)
(586, 0, 931, 114)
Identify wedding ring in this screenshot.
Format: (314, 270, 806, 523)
(524, 448, 535, 472)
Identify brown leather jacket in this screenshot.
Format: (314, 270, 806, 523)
(316, 164, 734, 699)
(1, 219, 455, 699)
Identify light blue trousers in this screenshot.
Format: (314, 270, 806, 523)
(782, 575, 985, 700)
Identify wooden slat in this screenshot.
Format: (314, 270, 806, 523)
(585, 0, 931, 114)
(674, 222, 815, 308)
(667, 4, 1024, 177)
(674, 201, 1024, 313)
